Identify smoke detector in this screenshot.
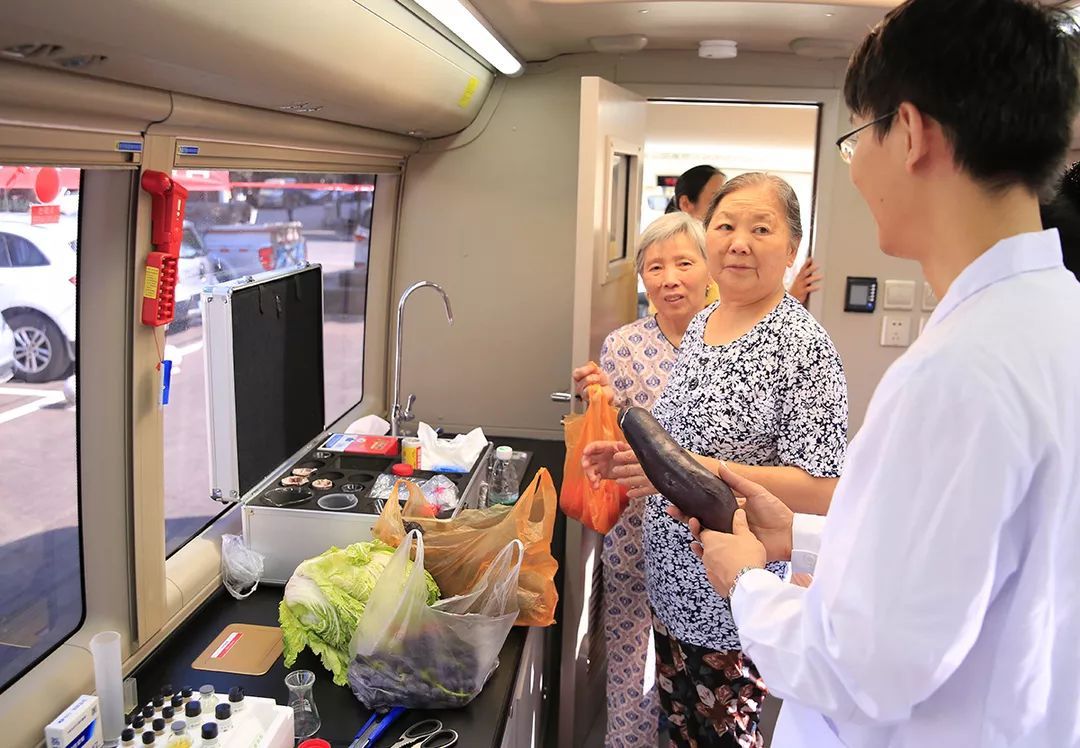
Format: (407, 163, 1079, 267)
(588, 35, 649, 54)
(56, 54, 107, 70)
(790, 38, 855, 60)
(698, 40, 737, 59)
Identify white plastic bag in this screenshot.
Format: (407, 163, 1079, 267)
(221, 534, 265, 599)
(420, 474, 459, 511)
(417, 422, 487, 472)
(347, 530, 523, 709)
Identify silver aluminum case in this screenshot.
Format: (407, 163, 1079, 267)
(243, 441, 493, 583)
(203, 263, 492, 583)
(202, 264, 323, 504)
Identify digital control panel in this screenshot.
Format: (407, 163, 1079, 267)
(845, 276, 878, 313)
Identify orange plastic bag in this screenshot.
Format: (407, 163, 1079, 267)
(560, 385, 629, 534)
(372, 470, 559, 627)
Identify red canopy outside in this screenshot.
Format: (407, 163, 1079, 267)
(0, 166, 81, 191)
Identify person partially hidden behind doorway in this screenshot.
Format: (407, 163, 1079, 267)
(1040, 160, 1080, 282)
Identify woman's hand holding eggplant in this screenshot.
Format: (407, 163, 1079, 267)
(610, 447, 658, 499)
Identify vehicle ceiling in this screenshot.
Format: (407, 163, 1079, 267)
(1, 0, 1078, 141)
(470, 0, 896, 61)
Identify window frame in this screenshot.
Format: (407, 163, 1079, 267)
(160, 168, 380, 559)
(628, 83, 842, 324)
(6, 233, 49, 267)
(598, 137, 641, 286)
(149, 128, 403, 632)
(0, 170, 88, 694)
(0, 164, 143, 714)
(0, 105, 407, 741)
(0, 60, 407, 745)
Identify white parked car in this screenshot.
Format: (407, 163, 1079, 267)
(173, 222, 215, 327)
(58, 189, 80, 216)
(0, 221, 77, 382)
(0, 315, 15, 384)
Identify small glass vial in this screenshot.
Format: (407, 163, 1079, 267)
(198, 684, 217, 710)
(153, 718, 167, 741)
(214, 703, 232, 733)
(228, 686, 245, 714)
(120, 727, 137, 747)
(160, 684, 175, 701)
(170, 694, 183, 711)
(131, 716, 146, 732)
(180, 687, 193, 704)
(161, 706, 174, 726)
(165, 721, 192, 748)
(140, 731, 156, 746)
(184, 700, 202, 730)
(142, 705, 155, 722)
(201, 722, 221, 747)
(153, 695, 165, 711)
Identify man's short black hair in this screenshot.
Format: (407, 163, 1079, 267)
(844, 0, 1080, 193)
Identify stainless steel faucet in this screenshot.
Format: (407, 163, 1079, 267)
(390, 281, 453, 437)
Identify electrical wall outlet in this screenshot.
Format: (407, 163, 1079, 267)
(881, 315, 911, 347)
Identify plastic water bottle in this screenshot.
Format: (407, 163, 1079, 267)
(488, 446, 519, 505)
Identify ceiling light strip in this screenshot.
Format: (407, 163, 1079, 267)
(412, 0, 523, 75)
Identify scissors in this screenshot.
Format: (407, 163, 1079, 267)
(348, 706, 405, 748)
(388, 719, 459, 748)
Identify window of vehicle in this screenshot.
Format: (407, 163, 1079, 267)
(162, 170, 374, 556)
(0, 165, 83, 691)
(5, 234, 49, 267)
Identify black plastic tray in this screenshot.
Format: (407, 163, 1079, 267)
(248, 446, 479, 517)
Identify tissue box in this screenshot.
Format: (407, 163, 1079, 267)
(45, 695, 103, 748)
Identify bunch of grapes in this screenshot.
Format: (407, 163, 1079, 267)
(347, 626, 499, 709)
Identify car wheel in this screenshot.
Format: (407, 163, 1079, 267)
(8, 311, 71, 383)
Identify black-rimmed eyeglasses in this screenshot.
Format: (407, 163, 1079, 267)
(836, 111, 897, 164)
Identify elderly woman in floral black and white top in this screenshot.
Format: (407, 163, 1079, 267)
(585, 173, 849, 748)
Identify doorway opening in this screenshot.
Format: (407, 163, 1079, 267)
(639, 101, 821, 316)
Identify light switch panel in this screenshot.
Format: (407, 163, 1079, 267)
(883, 279, 916, 310)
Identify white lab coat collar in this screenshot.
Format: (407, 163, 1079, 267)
(925, 229, 1064, 333)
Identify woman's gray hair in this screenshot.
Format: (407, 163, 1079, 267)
(635, 212, 708, 274)
(702, 172, 803, 250)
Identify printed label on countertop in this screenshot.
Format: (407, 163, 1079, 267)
(211, 631, 244, 659)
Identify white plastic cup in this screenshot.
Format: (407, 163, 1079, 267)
(317, 493, 358, 511)
(90, 631, 125, 745)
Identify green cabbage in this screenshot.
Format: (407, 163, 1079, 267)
(279, 540, 439, 685)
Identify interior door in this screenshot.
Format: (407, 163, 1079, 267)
(571, 77, 647, 378)
(559, 76, 646, 748)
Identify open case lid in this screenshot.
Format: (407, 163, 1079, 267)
(204, 265, 326, 501)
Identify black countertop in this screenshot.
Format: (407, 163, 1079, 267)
(130, 436, 567, 748)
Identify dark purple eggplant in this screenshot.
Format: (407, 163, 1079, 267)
(619, 406, 738, 533)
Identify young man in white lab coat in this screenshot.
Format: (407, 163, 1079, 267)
(678, 0, 1080, 745)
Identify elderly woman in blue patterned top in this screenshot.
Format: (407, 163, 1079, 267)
(571, 211, 713, 748)
(584, 173, 848, 748)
